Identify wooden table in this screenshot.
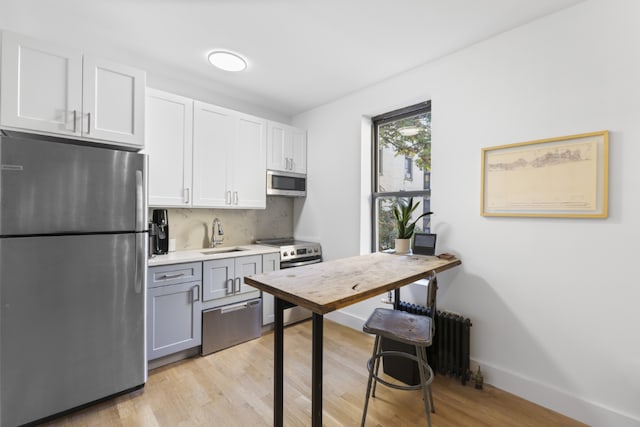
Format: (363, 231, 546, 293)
(244, 252, 462, 427)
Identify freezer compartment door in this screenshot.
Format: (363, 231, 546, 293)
(0, 233, 145, 427)
(0, 133, 146, 235)
(201, 298, 262, 356)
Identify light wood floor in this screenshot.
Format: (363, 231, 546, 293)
(41, 320, 586, 426)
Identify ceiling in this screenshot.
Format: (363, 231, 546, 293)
(0, 0, 584, 117)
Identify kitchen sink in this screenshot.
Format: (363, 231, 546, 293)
(200, 247, 248, 255)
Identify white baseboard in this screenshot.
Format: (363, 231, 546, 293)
(468, 358, 639, 427)
(329, 309, 639, 427)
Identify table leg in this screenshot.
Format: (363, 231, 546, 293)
(312, 312, 323, 427)
(274, 297, 285, 427)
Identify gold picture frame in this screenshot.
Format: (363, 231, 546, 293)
(481, 131, 608, 218)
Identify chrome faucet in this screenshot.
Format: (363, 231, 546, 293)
(210, 218, 224, 247)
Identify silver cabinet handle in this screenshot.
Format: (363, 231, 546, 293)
(160, 273, 184, 280)
(226, 190, 232, 205)
(290, 158, 295, 171)
(184, 188, 190, 204)
(86, 112, 91, 135)
(285, 158, 290, 170)
(234, 277, 241, 293)
(72, 110, 77, 133)
(233, 191, 239, 205)
(193, 285, 200, 302)
(226, 278, 234, 294)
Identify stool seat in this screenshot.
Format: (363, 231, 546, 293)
(363, 308, 433, 347)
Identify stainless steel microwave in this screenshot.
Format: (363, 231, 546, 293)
(266, 170, 307, 197)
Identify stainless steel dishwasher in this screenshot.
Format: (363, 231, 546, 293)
(201, 298, 262, 355)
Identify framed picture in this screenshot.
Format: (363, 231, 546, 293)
(481, 131, 608, 218)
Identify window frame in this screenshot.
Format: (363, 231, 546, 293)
(370, 101, 432, 252)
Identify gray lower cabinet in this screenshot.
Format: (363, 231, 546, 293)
(261, 252, 280, 325)
(147, 262, 202, 360)
(202, 255, 262, 305)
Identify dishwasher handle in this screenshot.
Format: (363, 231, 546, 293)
(220, 300, 259, 314)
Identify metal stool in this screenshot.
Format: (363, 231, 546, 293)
(361, 275, 438, 427)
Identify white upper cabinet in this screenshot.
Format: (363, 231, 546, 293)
(0, 31, 145, 148)
(233, 113, 268, 208)
(146, 89, 193, 207)
(82, 55, 145, 146)
(266, 121, 307, 174)
(193, 101, 266, 209)
(192, 102, 234, 207)
(1, 32, 82, 136)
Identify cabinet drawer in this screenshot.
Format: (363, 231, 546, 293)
(148, 262, 202, 288)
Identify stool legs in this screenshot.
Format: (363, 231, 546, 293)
(361, 335, 380, 427)
(371, 337, 382, 397)
(416, 346, 433, 427)
(361, 339, 435, 427)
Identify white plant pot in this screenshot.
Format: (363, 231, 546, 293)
(394, 238, 412, 255)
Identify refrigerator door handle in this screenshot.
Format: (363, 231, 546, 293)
(135, 170, 145, 231)
(134, 233, 144, 294)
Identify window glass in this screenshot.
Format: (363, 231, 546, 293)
(371, 103, 431, 252)
(374, 195, 431, 251)
(376, 110, 431, 192)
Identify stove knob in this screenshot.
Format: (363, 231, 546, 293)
(290, 251, 295, 256)
(282, 251, 287, 258)
(314, 248, 319, 253)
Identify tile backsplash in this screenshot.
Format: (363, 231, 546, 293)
(154, 197, 293, 251)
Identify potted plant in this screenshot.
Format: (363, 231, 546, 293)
(393, 198, 433, 254)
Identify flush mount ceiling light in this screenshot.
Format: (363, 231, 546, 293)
(398, 126, 420, 137)
(207, 50, 247, 72)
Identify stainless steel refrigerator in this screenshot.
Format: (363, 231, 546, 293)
(0, 131, 147, 426)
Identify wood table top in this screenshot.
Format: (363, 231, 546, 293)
(244, 252, 461, 315)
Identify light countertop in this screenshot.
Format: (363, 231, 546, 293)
(148, 244, 280, 267)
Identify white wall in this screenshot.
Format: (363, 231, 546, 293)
(292, 1, 640, 426)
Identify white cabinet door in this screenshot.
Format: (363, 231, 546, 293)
(146, 89, 193, 207)
(261, 252, 280, 325)
(266, 122, 287, 171)
(83, 55, 146, 147)
(0, 32, 82, 136)
(290, 127, 307, 174)
(192, 101, 233, 207)
(232, 113, 266, 209)
(193, 101, 266, 209)
(266, 121, 307, 173)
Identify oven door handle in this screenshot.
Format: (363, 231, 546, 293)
(281, 258, 322, 268)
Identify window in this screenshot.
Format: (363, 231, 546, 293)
(371, 102, 431, 252)
(404, 157, 413, 181)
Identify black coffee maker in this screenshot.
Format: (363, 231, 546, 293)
(151, 209, 169, 255)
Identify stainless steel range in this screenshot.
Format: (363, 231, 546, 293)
(256, 238, 322, 325)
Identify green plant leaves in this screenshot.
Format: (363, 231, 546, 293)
(393, 198, 433, 239)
